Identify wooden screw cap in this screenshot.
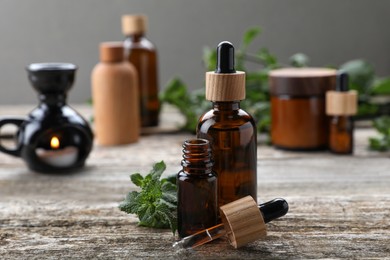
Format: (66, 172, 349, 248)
(326, 90, 358, 116)
(206, 72, 246, 101)
(122, 15, 147, 35)
(100, 42, 124, 63)
(220, 196, 266, 249)
(205, 42, 245, 101)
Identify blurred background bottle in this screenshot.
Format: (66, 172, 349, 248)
(122, 14, 160, 128)
(91, 42, 140, 145)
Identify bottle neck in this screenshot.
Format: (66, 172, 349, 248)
(126, 33, 145, 42)
(212, 101, 240, 111)
(39, 94, 67, 107)
(181, 139, 213, 175)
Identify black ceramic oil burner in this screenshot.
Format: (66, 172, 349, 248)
(0, 63, 93, 173)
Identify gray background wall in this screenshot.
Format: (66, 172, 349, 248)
(0, 0, 389, 104)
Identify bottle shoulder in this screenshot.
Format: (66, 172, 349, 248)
(197, 108, 257, 136)
(178, 170, 217, 179)
(198, 108, 256, 124)
(92, 62, 137, 77)
(124, 37, 156, 51)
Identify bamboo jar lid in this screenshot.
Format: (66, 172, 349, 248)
(269, 68, 337, 96)
(99, 42, 124, 63)
(122, 15, 147, 35)
(220, 196, 266, 248)
(205, 71, 246, 101)
(326, 90, 358, 116)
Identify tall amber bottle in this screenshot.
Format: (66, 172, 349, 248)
(122, 14, 160, 127)
(177, 139, 218, 238)
(197, 41, 257, 208)
(326, 72, 357, 154)
(91, 42, 140, 145)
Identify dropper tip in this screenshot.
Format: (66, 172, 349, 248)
(172, 240, 184, 250)
(215, 41, 236, 74)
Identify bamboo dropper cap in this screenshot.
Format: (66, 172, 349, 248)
(99, 42, 124, 63)
(205, 41, 245, 101)
(220, 196, 266, 249)
(122, 14, 147, 35)
(326, 72, 358, 116)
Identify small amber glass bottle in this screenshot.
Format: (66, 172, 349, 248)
(326, 72, 357, 154)
(177, 139, 218, 238)
(122, 14, 160, 127)
(197, 41, 257, 208)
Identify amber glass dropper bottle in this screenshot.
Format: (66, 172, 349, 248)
(177, 139, 218, 238)
(122, 14, 160, 127)
(197, 41, 257, 207)
(326, 72, 357, 154)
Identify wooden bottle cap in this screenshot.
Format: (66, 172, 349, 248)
(326, 90, 358, 116)
(99, 42, 124, 63)
(220, 196, 266, 248)
(122, 14, 147, 35)
(205, 71, 246, 101)
(269, 67, 337, 96)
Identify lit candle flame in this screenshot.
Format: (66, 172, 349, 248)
(50, 136, 60, 149)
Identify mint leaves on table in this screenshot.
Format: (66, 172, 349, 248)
(119, 161, 177, 234)
(369, 116, 390, 151)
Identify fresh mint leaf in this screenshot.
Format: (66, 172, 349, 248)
(372, 78, 390, 95)
(290, 53, 309, 67)
(150, 161, 166, 181)
(130, 173, 144, 187)
(160, 78, 199, 132)
(369, 116, 390, 151)
(119, 161, 177, 234)
(242, 27, 261, 49)
(340, 59, 374, 95)
(258, 48, 278, 67)
(203, 46, 217, 72)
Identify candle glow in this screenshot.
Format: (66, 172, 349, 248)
(36, 135, 78, 168)
(50, 136, 60, 149)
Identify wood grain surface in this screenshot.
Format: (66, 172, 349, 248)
(0, 105, 389, 259)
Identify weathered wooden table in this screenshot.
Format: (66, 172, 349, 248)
(0, 105, 389, 259)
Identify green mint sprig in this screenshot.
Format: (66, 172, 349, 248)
(119, 161, 177, 234)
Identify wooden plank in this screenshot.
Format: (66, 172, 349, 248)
(0, 105, 389, 259)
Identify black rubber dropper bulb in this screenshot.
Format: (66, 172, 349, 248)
(336, 72, 349, 92)
(258, 198, 289, 223)
(215, 41, 236, 73)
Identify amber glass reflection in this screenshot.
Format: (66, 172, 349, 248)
(197, 102, 257, 208)
(329, 116, 353, 154)
(124, 34, 159, 127)
(178, 139, 218, 238)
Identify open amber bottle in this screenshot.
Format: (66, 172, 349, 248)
(177, 139, 218, 238)
(122, 14, 160, 127)
(197, 41, 257, 208)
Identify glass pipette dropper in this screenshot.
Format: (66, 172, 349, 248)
(173, 197, 288, 249)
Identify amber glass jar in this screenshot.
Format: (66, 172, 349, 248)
(177, 139, 218, 238)
(269, 68, 336, 150)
